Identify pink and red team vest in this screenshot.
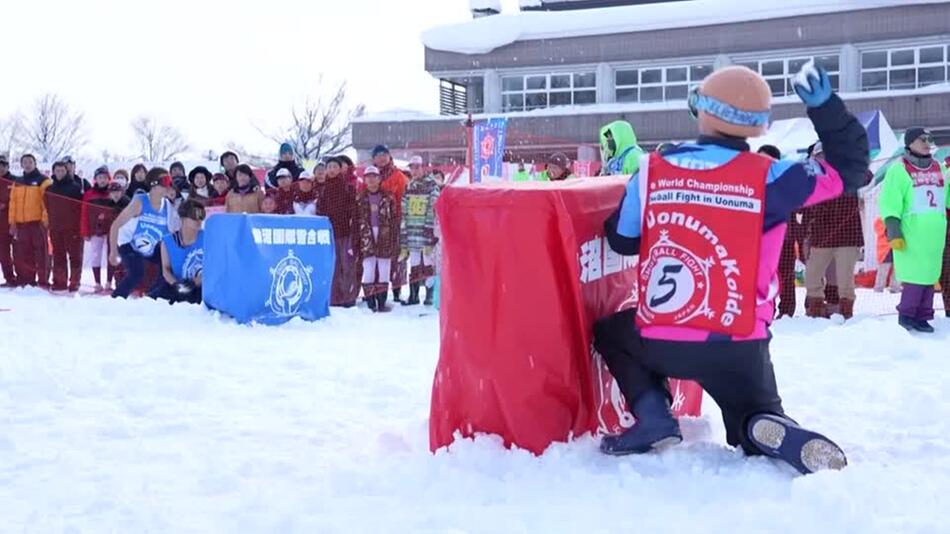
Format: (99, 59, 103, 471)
(903, 159, 945, 212)
(637, 152, 771, 337)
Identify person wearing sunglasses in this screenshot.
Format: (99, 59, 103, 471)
(152, 199, 205, 305)
(596, 61, 869, 475)
(109, 167, 181, 299)
(880, 128, 949, 333)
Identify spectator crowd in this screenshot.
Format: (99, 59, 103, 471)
(0, 143, 444, 313)
(2, 121, 948, 327)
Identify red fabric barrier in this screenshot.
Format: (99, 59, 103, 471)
(431, 177, 702, 455)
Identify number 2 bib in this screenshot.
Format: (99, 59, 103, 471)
(636, 152, 770, 336)
(904, 160, 946, 215)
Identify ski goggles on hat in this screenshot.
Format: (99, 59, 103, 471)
(916, 133, 935, 145)
(148, 175, 174, 188)
(688, 87, 771, 128)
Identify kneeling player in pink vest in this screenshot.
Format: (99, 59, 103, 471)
(597, 63, 869, 475)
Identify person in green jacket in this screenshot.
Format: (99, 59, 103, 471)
(600, 120, 644, 176)
(511, 162, 532, 182)
(879, 128, 949, 333)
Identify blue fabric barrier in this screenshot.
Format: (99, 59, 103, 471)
(204, 214, 335, 325)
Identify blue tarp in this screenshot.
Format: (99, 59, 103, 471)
(203, 214, 335, 325)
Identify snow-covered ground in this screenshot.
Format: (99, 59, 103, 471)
(1, 288, 948, 533)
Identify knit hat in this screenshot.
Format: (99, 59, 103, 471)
(690, 66, 771, 138)
(371, 145, 390, 157)
(62, 155, 76, 165)
(904, 127, 932, 148)
(300, 171, 315, 180)
(212, 172, 229, 183)
(94, 165, 111, 178)
(408, 155, 424, 166)
(279, 143, 293, 156)
(275, 168, 293, 179)
(363, 165, 381, 176)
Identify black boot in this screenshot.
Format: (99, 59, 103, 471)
(376, 285, 391, 313)
(423, 284, 434, 306)
(403, 283, 421, 306)
(393, 286, 402, 304)
(746, 413, 847, 475)
(362, 284, 377, 312)
(600, 388, 682, 455)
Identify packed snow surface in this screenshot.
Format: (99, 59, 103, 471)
(423, 0, 948, 54)
(1, 288, 948, 532)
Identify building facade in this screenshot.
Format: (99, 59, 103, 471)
(353, 1, 950, 163)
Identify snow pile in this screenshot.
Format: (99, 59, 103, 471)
(1, 288, 949, 531)
(423, 0, 947, 54)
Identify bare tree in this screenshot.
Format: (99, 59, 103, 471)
(0, 112, 26, 159)
(258, 79, 365, 162)
(131, 116, 191, 162)
(224, 141, 272, 169)
(23, 94, 88, 162)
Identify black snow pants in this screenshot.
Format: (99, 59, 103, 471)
(594, 309, 785, 455)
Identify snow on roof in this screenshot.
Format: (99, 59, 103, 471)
(353, 84, 950, 124)
(423, 0, 948, 55)
(469, 0, 502, 11)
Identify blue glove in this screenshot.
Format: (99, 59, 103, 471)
(792, 60, 832, 108)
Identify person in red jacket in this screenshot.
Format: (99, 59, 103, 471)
(272, 168, 296, 214)
(81, 166, 113, 290)
(46, 161, 86, 291)
(803, 142, 865, 319)
(373, 145, 409, 302)
(0, 155, 16, 286)
(320, 157, 358, 307)
(208, 173, 230, 207)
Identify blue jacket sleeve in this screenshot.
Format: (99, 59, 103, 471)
(605, 196, 641, 256)
(807, 94, 869, 194)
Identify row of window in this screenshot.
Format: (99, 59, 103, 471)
(860, 45, 950, 91)
(496, 44, 950, 112)
(501, 73, 596, 111)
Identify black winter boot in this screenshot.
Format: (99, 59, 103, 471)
(362, 284, 378, 312)
(600, 388, 682, 455)
(376, 284, 391, 313)
(404, 283, 421, 306)
(393, 286, 403, 304)
(746, 413, 847, 475)
(423, 283, 434, 306)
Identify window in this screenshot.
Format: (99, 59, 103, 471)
(740, 55, 841, 97)
(614, 63, 712, 103)
(861, 45, 949, 91)
(501, 71, 597, 111)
